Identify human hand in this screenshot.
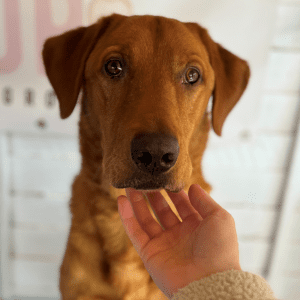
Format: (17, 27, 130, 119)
(117, 184, 241, 299)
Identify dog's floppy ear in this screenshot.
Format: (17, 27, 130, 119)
(42, 14, 124, 119)
(186, 23, 250, 136)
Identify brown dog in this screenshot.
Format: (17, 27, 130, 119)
(42, 13, 250, 300)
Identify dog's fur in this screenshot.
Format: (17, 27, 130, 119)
(42, 13, 250, 300)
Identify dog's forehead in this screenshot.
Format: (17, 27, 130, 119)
(107, 15, 204, 53)
(91, 15, 206, 62)
(88, 15, 209, 73)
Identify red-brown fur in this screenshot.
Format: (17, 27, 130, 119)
(42, 13, 250, 300)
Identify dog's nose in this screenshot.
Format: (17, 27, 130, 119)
(131, 132, 179, 176)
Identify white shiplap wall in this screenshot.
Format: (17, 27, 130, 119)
(266, 0, 300, 298)
(0, 1, 299, 299)
(0, 132, 80, 298)
(203, 1, 300, 299)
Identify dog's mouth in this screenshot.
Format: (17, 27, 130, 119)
(137, 187, 164, 194)
(112, 171, 184, 193)
(113, 182, 183, 194)
(134, 186, 182, 194)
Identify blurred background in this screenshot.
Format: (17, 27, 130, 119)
(0, 0, 300, 299)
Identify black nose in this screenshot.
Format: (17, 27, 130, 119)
(131, 132, 179, 176)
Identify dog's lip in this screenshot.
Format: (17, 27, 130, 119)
(112, 182, 184, 193)
(136, 188, 164, 193)
(132, 187, 182, 194)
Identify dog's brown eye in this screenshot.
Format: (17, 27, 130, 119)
(185, 68, 201, 84)
(105, 59, 123, 77)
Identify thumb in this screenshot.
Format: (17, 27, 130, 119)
(117, 195, 150, 255)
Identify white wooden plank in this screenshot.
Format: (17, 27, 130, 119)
(273, 5, 300, 48)
(279, 0, 300, 5)
(278, 243, 300, 273)
(14, 196, 70, 229)
(271, 276, 300, 300)
(204, 135, 291, 170)
(257, 94, 299, 133)
(11, 133, 79, 161)
(229, 208, 276, 239)
(14, 229, 68, 257)
(239, 241, 270, 273)
(0, 103, 80, 137)
(254, 135, 292, 170)
(268, 99, 300, 299)
(0, 133, 13, 298)
(12, 158, 80, 194)
(204, 169, 283, 208)
(290, 211, 300, 242)
(13, 260, 60, 297)
(264, 52, 300, 92)
(15, 283, 60, 298)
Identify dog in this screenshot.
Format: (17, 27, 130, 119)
(42, 13, 250, 300)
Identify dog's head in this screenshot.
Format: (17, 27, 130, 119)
(42, 14, 250, 193)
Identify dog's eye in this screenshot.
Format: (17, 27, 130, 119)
(105, 59, 123, 77)
(185, 67, 201, 84)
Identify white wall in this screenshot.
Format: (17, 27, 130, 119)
(0, 0, 299, 299)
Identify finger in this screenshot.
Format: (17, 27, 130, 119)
(166, 189, 202, 221)
(188, 184, 224, 219)
(125, 188, 164, 238)
(143, 191, 181, 229)
(117, 195, 151, 255)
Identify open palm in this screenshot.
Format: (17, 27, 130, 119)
(117, 184, 240, 299)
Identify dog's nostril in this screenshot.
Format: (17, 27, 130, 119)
(136, 152, 152, 165)
(131, 133, 179, 176)
(162, 153, 174, 165)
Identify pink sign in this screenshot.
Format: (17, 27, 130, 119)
(0, 0, 83, 76)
